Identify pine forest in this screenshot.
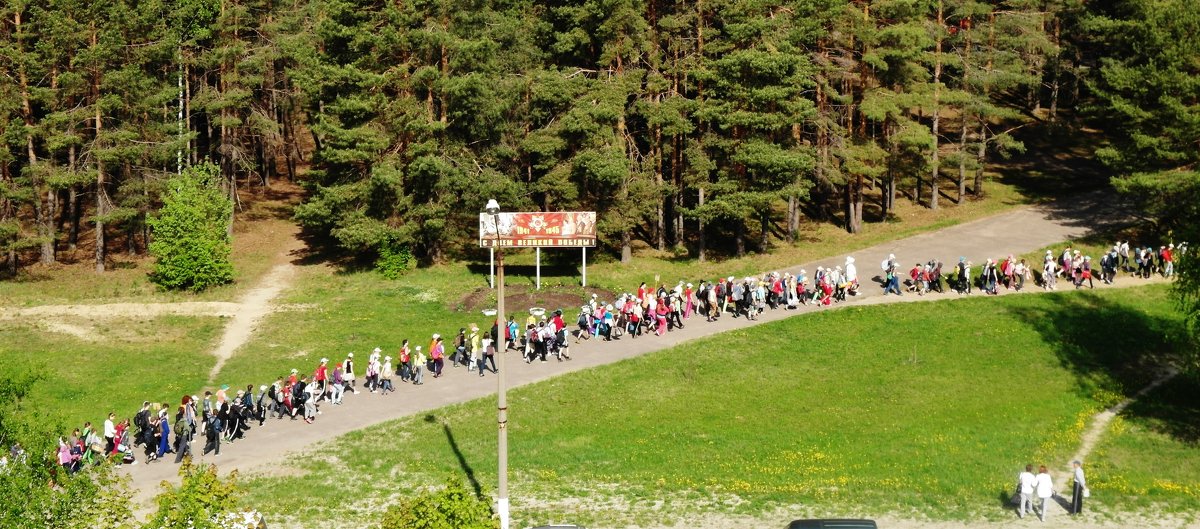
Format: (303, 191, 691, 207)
(1, 0, 1196, 271)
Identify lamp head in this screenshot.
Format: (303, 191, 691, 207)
(484, 199, 501, 215)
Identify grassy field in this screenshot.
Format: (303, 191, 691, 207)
(0, 315, 223, 428)
(1087, 376, 1200, 514)
(240, 284, 1194, 528)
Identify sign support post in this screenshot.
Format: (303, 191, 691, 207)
(535, 247, 541, 290)
(489, 248, 495, 288)
(582, 247, 587, 287)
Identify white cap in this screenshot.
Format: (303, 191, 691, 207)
(373, 347, 382, 354)
(846, 256, 855, 264)
(320, 357, 329, 363)
(432, 333, 440, 339)
(347, 352, 354, 358)
(291, 368, 298, 374)
(889, 253, 895, 259)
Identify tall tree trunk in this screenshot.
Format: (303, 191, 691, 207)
(16, 11, 55, 264)
(958, 119, 969, 203)
(654, 105, 665, 251)
(759, 211, 769, 252)
(735, 219, 746, 258)
(928, 0, 943, 210)
(974, 119, 987, 196)
(697, 187, 705, 262)
(1048, 16, 1061, 122)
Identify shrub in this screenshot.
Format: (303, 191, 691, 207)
(379, 478, 496, 529)
(149, 163, 234, 292)
(376, 240, 415, 279)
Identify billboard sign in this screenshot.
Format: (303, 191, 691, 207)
(479, 212, 597, 248)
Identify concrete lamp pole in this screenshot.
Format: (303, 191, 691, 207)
(484, 199, 510, 529)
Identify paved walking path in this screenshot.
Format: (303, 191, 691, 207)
(121, 192, 1165, 522)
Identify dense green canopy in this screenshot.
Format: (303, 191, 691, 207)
(0, 0, 1195, 270)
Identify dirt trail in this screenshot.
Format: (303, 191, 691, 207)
(207, 262, 298, 382)
(1054, 368, 1180, 494)
(0, 301, 240, 320)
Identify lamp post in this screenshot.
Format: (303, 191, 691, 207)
(484, 199, 510, 529)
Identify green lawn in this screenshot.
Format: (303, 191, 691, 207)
(241, 284, 1194, 528)
(1087, 376, 1200, 514)
(0, 315, 223, 429)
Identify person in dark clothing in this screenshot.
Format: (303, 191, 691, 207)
(172, 411, 193, 463)
(202, 415, 221, 457)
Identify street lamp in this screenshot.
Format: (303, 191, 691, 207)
(484, 198, 510, 529)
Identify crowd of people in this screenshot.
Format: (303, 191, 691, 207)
(880, 241, 1185, 296)
(49, 239, 1186, 475)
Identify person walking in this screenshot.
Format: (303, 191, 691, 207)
(1017, 464, 1036, 519)
(379, 356, 395, 395)
(431, 334, 445, 377)
(412, 346, 426, 385)
(1034, 465, 1054, 521)
(173, 409, 194, 463)
(398, 340, 412, 383)
(882, 254, 902, 295)
(344, 353, 358, 394)
(201, 413, 220, 457)
(1070, 460, 1088, 515)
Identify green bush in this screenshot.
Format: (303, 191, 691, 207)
(149, 163, 234, 292)
(378, 478, 496, 529)
(376, 241, 415, 279)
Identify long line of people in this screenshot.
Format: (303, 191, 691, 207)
(52, 239, 1186, 474)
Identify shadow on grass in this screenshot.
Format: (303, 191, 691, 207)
(1006, 290, 1197, 443)
(425, 414, 484, 499)
(1122, 377, 1200, 445)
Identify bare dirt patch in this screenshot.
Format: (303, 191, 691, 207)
(456, 284, 617, 315)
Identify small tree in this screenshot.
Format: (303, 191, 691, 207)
(149, 163, 234, 291)
(144, 461, 243, 529)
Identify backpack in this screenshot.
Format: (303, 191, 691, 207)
(882, 259, 890, 271)
(134, 410, 150, 432)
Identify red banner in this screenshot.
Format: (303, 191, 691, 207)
(479, 212, 597, 248)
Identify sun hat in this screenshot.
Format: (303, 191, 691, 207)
(686, 283, 693, 288)
(846, 256, 855, 264)
(385, 356, 392, 361)
(220, 384, 230, 391)
(347, 352, 354, 358)
(432, 333, 440, 339)
(320, 357, 328, 363)
(291, 368, 298, 374)
(373, 347, 382, 354)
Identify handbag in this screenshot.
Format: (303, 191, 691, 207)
(1083, 487, 1091, 498)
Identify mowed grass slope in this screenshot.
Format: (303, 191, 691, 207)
(243, 284, 1193, 527)
(0, 315, 223, 428)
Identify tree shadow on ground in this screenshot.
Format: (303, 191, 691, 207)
(1121, 377, 1200, 445)
(1006, 290, 1198, 443)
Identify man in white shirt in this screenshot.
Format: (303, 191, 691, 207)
(1017, 464, 1037, 519)
(1035, 465, 1055, 521)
